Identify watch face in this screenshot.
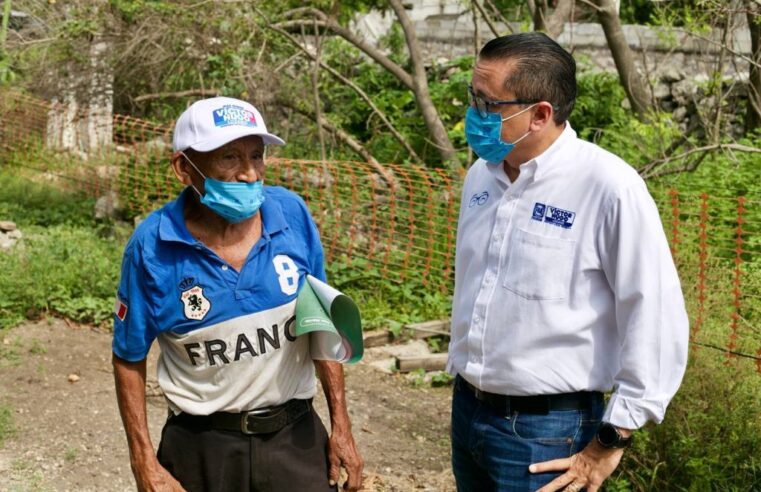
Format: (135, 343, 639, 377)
(598, 423, 619, 447)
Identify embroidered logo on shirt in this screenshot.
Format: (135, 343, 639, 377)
(178, 277, 196, 290)
(114, 297, 128, 321)
(532, 202, 576, 229)
(181, 285, 212, 321)
(469, 191, 490, 208)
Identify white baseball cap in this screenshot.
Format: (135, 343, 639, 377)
(172, 96, 285, 152)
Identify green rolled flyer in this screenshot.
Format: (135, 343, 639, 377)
(295, 275, 363, 364)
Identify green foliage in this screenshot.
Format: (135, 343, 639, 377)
(325, 256, 452, 330)
(0, 173, 127, 329)
(573, 71, 628, 141)
(0, 174, 96, 228)
(0, 403, 13, 446)
(609, 352, 761, 490)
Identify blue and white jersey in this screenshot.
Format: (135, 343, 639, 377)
(113, 186, 326, 415)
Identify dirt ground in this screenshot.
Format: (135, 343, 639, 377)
(0, 319, 455, 492)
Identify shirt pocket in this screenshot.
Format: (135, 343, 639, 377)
(502, 228, 575, 300)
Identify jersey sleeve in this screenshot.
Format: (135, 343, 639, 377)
(112, 243, 158, 362)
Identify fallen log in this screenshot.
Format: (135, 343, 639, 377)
(395, 353, 448, 372)
(404, 319, 450, 339)
(363, 330, 393, 348)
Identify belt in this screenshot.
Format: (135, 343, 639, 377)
(171, 398, 312, 435)
(458, 376, 602, 415)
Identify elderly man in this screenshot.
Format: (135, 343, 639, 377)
(112, 97, 363, 492)
(448, 33, 688, 491)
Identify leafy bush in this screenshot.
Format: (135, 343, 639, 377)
(0, 173, 127, 329)
(609, 349, 761, 490)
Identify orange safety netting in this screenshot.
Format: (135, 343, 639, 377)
(1, 90, 759, 372)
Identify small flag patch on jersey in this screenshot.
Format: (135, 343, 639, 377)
(114, 297, 128, 321)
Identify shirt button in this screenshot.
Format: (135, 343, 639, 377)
(221, 265, 229, 271)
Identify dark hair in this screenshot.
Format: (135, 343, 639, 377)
(479, 32, 576, 124)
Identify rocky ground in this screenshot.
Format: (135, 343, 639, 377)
(0, 319, 454, 492)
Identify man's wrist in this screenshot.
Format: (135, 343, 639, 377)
(595, 422, 634, 449)
(616, 426, 633, 438)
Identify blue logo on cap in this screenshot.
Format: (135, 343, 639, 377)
(213, 105, 257, 128)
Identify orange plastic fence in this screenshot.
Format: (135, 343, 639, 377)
(1, 90, 759, 371)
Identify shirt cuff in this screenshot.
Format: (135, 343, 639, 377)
(603, 392, 665, 429)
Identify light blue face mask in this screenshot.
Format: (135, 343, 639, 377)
(464, 104, 536, 165)
(183, 153, 265, 223)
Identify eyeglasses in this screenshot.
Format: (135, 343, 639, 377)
(468, 84, 539, 118)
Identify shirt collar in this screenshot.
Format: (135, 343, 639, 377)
(158, 186, 288, 245)
(531, 122, 576, 181)
(483, 122, 576, 186)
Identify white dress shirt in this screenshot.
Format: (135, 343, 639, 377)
(447, 123, 689, 430)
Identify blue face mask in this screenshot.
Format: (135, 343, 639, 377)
(183, 153, 265, 223)
(465, 105, 536, 165)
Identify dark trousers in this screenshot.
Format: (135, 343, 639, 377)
(157, 407, 337, 492)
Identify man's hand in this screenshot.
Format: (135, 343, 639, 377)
(131, 456, 186, 492)
(315, 360, 364, 491)
(529, 438, 625, 492)
(327, 424, 364, 491)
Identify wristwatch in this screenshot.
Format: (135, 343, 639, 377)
(595, 422, 633, 449)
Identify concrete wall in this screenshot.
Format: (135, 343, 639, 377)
(354, 1, 752, 79)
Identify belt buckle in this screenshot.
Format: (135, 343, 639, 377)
(241, 407, 280, 435)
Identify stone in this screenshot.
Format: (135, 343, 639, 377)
(673, 106, 688, 121)
(94, 190, 121, 220)
(0, 220, 16, 232)
(660, 65, 685, 83)
(671, 79, 699, 104)
(6, 229, 22, 240)
(0, 234, 15, 250)
(67, 374, 80, 383)
(653, 83, 671, 99)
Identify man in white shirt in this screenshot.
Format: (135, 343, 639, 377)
(448, 32, 688, 492)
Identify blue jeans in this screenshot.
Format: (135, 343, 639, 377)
(451, 376, 603, 492)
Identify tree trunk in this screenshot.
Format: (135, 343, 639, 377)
(594, 0, 652, 117)
(47, 35, 113, 155)
(745, 0, 761, 132)
(388, 0, 458, 169)
(532, 0, 548, 32)
(546, 0, 574, 39)
(530, 0, 574, 40)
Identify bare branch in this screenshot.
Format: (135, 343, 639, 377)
(275, 7, 414, 90)
(261, 17, 423, 164)
(133, 88, 220, 103)
(388, 0, 457, 166)
(484, 0, 516, 34)
(640, 143, 761, 179)
(282, 99, 397, 188)
(472, 0, 500, 38)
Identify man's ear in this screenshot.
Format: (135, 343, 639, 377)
(529, 102, 555, 132)
(171, 152, 193, 186)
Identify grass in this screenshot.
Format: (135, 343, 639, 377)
(0, 403, 14, 446)
(0, 172, 130, 329)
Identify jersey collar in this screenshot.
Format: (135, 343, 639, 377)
(159, 186, 288, 245)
